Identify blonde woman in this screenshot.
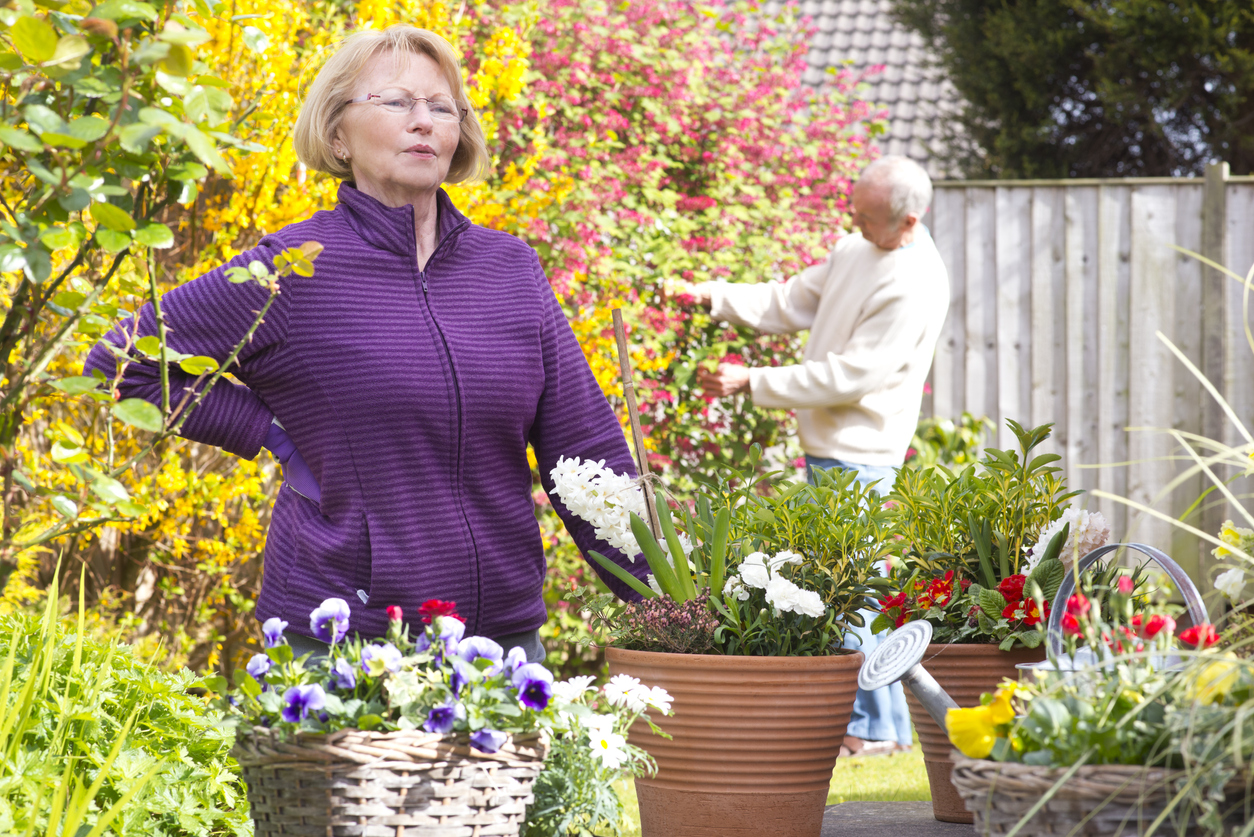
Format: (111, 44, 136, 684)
(86, 26, 645, 661)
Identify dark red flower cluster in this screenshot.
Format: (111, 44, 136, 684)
(1180, 622, 1220, 649)
(880, 591, 911, 629)
(998, 573, 1048, 626)
(418, 599, 464, 624)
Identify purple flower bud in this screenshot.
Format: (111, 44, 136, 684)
(450, 657, 477, 697)
(281, 684, 326, 723)
(330, 657, 357, 690)
(246, 653, 271, 682)
(470, 728, 507, 754)
(309, 598, 351, 644)
(511, 663, 554, 710)
(262, 617, 288, 648)
(423, 702, 459, 734)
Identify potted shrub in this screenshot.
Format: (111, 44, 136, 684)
(217, 598, 670, 837)
(551, 448, 893, 837)
(875, 421, 1110, 822)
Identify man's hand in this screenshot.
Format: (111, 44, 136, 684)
(668, 279, 713, 310)
(697, 363, 751, 397)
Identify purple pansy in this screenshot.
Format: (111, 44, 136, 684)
(309, 598, 351, 644)
(457, 636, 504, 672)
(262, 617, 288, 648)
(246, 653, 271, 682)
(423, 702, 459, 734)
(450, 657, 478, 697)
(503, 645, 527, 674)
(436, 615, 465, 649)
(511, 663, 554, 711)
(281, 684, 326, 723)
(470, 728, 507, 754)
(412, 631, 432, 653)
(361, 642, 403, 676)
(330, 657, 357, 690)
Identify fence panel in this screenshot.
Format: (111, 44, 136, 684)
(928, 172, 1254, 600)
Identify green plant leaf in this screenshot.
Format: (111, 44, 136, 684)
(41, 131, 87, 149)
(134, 222, 173, 248)
(90, 474, 130, 504)
(178, 355, 218, 375)
(159, 43, 194, 76)
(51, 495, 78, 518)
(978, 587, 1008, 619)
(587, 550, 655, 598)
(11, 16, 58, 63)
(89, 0, 159, 22)
(46, 34, 90, 68)
(67, 114, 109, 141)
(182, 126, 231, 175)
(1027, 558, 1067, 603)
(113, 398, 163, 432)
(117, 122, 161, 154)
(95, 228, 131, 252)
(0, 127, 43, 152)
(89, 201, 136, 232)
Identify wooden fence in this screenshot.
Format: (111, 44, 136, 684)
(925, 163, 1254, 601)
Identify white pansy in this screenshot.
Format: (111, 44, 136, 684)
(1215, 567, 1246, 601)
(1026, 507, 1111, 572)
(552, 675, 598, 704)
(794, 589, 827, 618)
(764, 575, 802, 613)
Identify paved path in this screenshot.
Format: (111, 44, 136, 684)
(822, 801, 973, 836)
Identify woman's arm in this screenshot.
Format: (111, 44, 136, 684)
(526, 256, 650, 601)
(84, 242, 291, 459)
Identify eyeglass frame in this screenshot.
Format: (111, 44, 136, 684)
(344, 92, 469, 124)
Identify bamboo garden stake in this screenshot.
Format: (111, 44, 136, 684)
(611, 308, 662, 540)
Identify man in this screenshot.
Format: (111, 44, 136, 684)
(687, 155, 949, 755)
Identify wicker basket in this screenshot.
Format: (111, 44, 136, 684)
(951, 754, 1247, 836)
(234, 727, 548, 837)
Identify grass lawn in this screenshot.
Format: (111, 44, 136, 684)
(612, 735, 930, 836)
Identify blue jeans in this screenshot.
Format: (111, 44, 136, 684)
(805, 455, 913, 747)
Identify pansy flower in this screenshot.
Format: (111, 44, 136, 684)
(310, 598, 351, 644)
(511, 663, 554, 710)
(281, 684, 326, 723)
(262, 617, 288, 648)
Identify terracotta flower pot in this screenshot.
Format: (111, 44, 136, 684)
(903, 642, 1046, 824)
(606, 647, 862, 837)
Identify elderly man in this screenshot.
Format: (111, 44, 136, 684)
(688, 155, 949, 754)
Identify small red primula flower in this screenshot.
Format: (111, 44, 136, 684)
(1179, 622, 1220, 649)
(1061, 612, 1083, 636)
(998, 574, 1027, 603)
(1002, 596, 1049, 627)
(418, 599, 464, 624)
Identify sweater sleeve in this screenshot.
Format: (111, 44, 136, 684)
(708, 257, 831, 335)
(747, 279, 929, 410)
(83, 241, 290, 459)
(526, 255, 649, 602)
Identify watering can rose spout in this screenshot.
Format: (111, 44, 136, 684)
(857, 621, 959, 729)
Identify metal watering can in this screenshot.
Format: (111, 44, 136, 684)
(857, 543, 1211, 725)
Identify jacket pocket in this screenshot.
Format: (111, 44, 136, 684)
(282, 501, 371, 618)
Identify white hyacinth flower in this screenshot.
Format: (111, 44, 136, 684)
(1215, 567, 1246, 601)
(1026, 507, 1111, 573)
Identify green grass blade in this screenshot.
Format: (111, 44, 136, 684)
(656, 491, 696, 600)
(588, 550, 656, 599)
(630, 513, 683, 599)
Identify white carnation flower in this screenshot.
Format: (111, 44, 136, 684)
(1215, 567, 1246, 601)
(739, 553, 772, 589)
(770, 550, 805, 569)
(1026, 507, 1111, 572)
(722, 575, 750, 601)
(764, 576, 802, 613)
(794, 588, 827, 618)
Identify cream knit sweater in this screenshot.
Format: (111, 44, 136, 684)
(708, 227, 949, 467)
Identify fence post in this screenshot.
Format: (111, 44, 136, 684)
(1200, 160, 1229, 614)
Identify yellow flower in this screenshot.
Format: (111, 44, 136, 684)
(946, 705, 997, 759)
(987, 683, 1016, 724)
(1190, 656, 1241, 705)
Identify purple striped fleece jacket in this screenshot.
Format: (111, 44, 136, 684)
(85, 183, 647, 641)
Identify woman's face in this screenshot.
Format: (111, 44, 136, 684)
(334, 51, 460, 208)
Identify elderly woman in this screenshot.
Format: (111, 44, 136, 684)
(85, 25, 645, 662)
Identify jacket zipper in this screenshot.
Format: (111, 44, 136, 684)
(416, 248, 482, 634)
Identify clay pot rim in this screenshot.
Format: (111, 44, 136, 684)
(604, 646, 863, 670)
(918, 641, 1047, 656)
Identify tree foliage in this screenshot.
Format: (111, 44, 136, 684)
(891, 0, 1254, 177)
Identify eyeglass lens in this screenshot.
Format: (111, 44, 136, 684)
(374, 89, 462, 120)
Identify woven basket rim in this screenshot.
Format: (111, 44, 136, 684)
(233, 725, 548, 769)
(951, 755, 1248, 803)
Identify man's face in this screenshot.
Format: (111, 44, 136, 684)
(851, 179, 911, 250)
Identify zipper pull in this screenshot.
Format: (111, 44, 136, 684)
(421, 273, 428, 293)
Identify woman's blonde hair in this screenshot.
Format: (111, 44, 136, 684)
(293, 26, 490, 183)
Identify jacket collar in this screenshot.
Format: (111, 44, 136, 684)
(334, 181, 471, 261)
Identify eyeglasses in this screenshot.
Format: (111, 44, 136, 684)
(345, 89, 468, 123)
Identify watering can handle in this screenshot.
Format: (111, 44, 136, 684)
(1045, 542, 1209, 657)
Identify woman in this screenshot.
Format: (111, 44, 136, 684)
(85, 25, 646, 662)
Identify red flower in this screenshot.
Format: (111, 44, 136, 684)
(998, 574, 1027, 603)
(418, 599, 464, 624)
(919, 570, 956, 610)
(1065, 593, 1090, 619)
(1131, 613, 1176, 640)
(1003, 596, 1049, 627)
(1179, 623, 1220, 649)
(880, 592, 912, 628)
(1062, 613, 1083, 636)
(387, 605, 404, 623)
(1116, 576, 1134, 595)
(960, 578, 972, 592)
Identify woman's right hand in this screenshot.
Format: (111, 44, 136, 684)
(263, 421, 321, 503)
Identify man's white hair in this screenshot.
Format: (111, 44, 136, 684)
(859, 156, 933, 222)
